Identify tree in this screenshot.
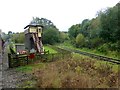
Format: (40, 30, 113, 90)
(11, 32, 25, 43)
(99, 3, 119, 42)
(30, 17, 58, 30)
(75, 34, 85, 47)
(79, 19, 90, 37)
(42, 28, 60, 45)
(68, 24, 80, 39)
(59, 32, 69, 42)
(89, 17, 101, 39)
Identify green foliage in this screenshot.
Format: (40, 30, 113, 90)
(89, 37, 104, 48)
(99, 4, 119, 43)
(43, 28, 60, 45)
(89, 17, 101, 38)
(97, 44, 109, 54)
(68, 24, 80, 38)
(108, 41, 120, 51)
(79, 19, 90, 37)
(59, 32, 69, 42)
(67, 2, 120, 53)
(75, 34, 85, 47)
(11, 32, 25, 43)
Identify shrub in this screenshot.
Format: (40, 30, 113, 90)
(90, 38, 104, 48)
(75, 34, 85, 48)
(109, 42, 120, 52)
(97, 43, 109, 54)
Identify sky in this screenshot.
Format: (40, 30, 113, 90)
(0, 0, 119, 34)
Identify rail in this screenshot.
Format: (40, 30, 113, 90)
(56, 46, 120, 64)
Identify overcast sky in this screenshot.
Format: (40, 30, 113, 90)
(0, 0, 119, 33)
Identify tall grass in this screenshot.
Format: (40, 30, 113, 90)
(32, 53, 119, 88)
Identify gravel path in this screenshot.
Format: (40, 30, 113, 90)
(2, 68, 34, 88)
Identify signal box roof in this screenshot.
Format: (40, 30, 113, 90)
(24, 24, 44, 29)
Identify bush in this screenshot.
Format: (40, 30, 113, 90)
(97, 43, 109, 54)
(109, 42, 120, 52)
(43, 28, 60, 45)
(90, 38, 104, 48)
(75, 34, 85, 48)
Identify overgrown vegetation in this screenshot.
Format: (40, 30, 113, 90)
(59, 42, 120, 59)
(16, 53, 119, 88)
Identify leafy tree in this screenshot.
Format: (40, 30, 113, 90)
(42, 28, 60, 45)
(68, 24, 80, 39)
(30, 17, 58, 30)
(11, 32, 25, 43)
(89, 17, 101, 39)
(99, 3, 119, 42)
(59, 32, 69, 42)
(79, 19, 90, 37)
(75, 34, 85, 47)
(89, 37, 104, 48)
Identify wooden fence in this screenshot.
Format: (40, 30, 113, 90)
(8, 52, 72, 68)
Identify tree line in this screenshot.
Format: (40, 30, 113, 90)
(68, 3, 120, 53)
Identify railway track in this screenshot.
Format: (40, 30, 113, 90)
(56, 46, 120, 64)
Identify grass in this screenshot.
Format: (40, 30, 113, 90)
(16, 65, 33, 72)
(32, 53, 119, 88)
(44, 45, 58, 54)
(59, 42, 120, 60)
(16, 52, 119, 88)
(16, 62, 46, 73)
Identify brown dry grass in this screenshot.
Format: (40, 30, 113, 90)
(32, 54, 119, 88)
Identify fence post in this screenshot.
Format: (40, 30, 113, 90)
(16, 54, 20, 67)
(8, 53, 12, 68)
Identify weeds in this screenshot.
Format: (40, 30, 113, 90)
(96, 63, 113, 77)
(22, 53, 118, 88)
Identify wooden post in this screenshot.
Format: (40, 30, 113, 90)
(16, 54, 19, 67)
(8, 53, 12, 68)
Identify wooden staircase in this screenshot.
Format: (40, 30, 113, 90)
(32, 33, 43, 53)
